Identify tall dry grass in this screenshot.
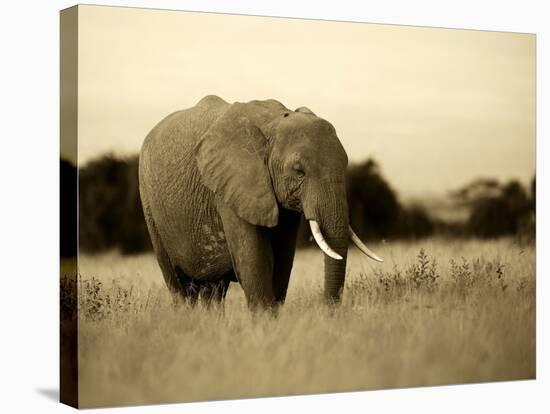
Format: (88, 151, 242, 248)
(72, 238, 535, 408)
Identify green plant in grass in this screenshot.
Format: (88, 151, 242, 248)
(406, 248, 440, 291)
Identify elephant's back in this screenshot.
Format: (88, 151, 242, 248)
(139, 97, 228, 191)
(142, 98, 227, 159)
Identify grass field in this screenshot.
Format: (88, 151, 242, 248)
(70, 238, 535, 408)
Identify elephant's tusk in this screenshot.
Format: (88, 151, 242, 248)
(348, 226, 384, 262)
(309, 220, 343, 260)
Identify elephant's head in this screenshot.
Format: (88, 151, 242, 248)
(196, 99, 383, 302)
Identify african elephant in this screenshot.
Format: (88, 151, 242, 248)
(139, 95, 382, 309)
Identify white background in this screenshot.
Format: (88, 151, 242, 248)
(0, 0, 547, 412)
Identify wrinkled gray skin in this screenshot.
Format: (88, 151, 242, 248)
(139, 95, 349, 309)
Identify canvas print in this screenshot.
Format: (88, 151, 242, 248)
(60, 5, 536, 408)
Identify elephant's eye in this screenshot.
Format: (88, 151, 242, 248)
(292, 162, 305, 178)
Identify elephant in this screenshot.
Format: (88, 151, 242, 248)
(138, 95, 383, 310)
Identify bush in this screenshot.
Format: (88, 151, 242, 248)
(79, 155, 152, 253)
(465, 180, 533, 238)
(393, 204, 435, 239)
(61, 159, 78, 257)
(347, 159, 401, 240)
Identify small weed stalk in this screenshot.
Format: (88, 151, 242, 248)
(450, 257, 474, 292)
(374, 265, 407, 293)
(471, 258, 508, 292)
(406, 248, 440, 291)
(495, 262, 508, 292)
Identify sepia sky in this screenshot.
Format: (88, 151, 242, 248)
(71, 5, 535, 197)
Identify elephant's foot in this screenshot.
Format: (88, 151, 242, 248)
(244, 291, 279, 313)
(246, 297, 281, 317)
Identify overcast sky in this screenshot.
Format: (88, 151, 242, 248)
(69, 5, 535, 196)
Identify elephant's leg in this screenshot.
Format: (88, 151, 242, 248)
(216, 201, 275, 310)
(142, 204, 187, 302)
(271, 209, 301, 303)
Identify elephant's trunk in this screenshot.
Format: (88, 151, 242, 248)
(304, 182, 349, 303)
(323, 234, 348, 303)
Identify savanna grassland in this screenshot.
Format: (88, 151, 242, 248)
(67, 238, 535, 408)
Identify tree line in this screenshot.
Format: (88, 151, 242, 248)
(60, 155, 535, 256)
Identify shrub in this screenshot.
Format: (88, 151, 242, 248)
(60, 160, 78, 257)
(79, 155, 152, 253)
(405, 248, 440, 291)
(453, 177, 535, 239)
(346, 159, 401, 240)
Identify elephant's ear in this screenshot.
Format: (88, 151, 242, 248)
(195, 103, 279, 227)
